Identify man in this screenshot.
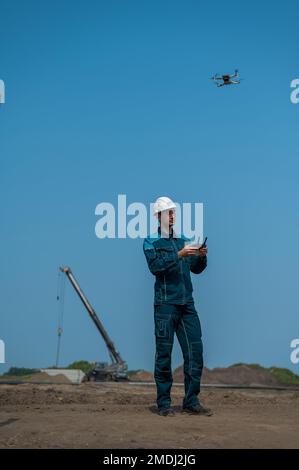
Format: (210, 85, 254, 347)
(143, 196, 213, 417)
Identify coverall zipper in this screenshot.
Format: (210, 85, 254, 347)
(171, 238, 186, 303)
(180, 258, 186, 303)
(164, 275, 167, 300)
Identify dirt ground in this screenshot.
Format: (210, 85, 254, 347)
(0, 382, 298, 449)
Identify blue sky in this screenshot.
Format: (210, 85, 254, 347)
(1, 0, 299, 374)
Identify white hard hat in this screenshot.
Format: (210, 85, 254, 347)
(153, 196, 176, 215)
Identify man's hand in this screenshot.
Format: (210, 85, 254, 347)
(178, 246, 208, 258)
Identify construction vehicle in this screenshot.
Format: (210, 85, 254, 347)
(59, 266, 128, 382)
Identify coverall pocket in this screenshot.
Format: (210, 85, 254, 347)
(155, 317, 170, 340)
(156, 246, 175, 262)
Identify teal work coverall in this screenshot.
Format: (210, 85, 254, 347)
(143, 227, 207, 409)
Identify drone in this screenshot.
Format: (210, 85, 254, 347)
(211, 69, 241, 87)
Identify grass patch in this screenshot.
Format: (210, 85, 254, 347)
(1, 367, 40, 377)
(269, 367, 299, 386)
(66, 360, 94, 375)
(230, 363, 299, 385)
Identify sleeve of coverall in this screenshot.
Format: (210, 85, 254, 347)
(143, 239, 180, 275)
(189, 254, 207, 274)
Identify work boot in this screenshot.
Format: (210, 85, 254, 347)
(182, 403, 213, 416)
(158, 406, 176, 417)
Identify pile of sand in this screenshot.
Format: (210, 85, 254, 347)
(129, 365, 288, 387)
(0, 372, 72, 384)
(27, 372, 72, 384)
(173, 365, 282, 387)
(128, 370, 154, 382)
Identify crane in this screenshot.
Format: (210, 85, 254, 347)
(59, 266, 128, 381)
